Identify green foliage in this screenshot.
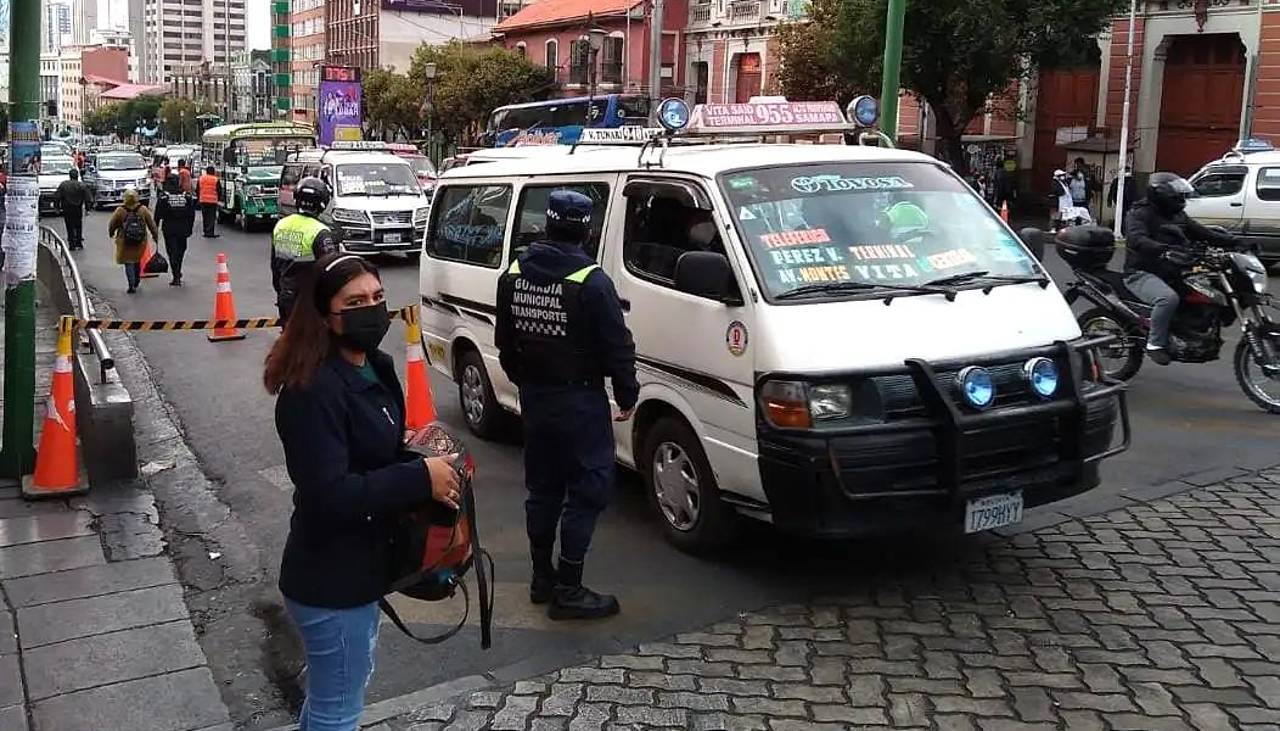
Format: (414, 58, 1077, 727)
(363, 68, 426, 139)
(409, 42, 555, 141)
(83, 103, 123, 136)
(777, 0, 1125, 172)
(158, 98, 212, 142)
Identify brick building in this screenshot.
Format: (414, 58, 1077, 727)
(494, 0, 687, 98)
(683, 0, 801, 104)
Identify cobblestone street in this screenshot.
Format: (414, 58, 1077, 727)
(371, 469, 1280, 731)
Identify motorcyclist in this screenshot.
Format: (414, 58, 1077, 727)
(1122, 172, 1234, 365)
(270, 176, 339, 323)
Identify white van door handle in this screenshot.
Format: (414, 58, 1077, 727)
(1230, 202, 1243, 207)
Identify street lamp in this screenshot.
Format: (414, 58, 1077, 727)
(586, 24, 607, 125)
(423, 61, 438, 164)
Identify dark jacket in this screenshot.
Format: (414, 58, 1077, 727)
(55, 179, 90, 213)
(1122, 199, 1231, 278)
(270, 214, 339, 318)
(276, 350, 428, 608)
(495, 240, 639, 410)
(153, 186, 197, 238)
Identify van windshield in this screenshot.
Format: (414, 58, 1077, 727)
(98, 154, 146, 171)
(335, 162, 421, 196)
(719, 162, 1038, 301)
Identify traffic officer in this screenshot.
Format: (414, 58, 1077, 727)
(494, 190, 638, 621)
(271, 176, 338, 323)
(153, 172, 196, 286)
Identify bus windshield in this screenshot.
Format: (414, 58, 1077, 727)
(234, 137, 314, 167)
(719, 162, 1040, 302)
(485, 95, 650, 146)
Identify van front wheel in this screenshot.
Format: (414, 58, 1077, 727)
(457, 349, 503, 439)
(641, 417, 736, 554)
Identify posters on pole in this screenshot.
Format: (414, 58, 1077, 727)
(4, 177, 40, 287)
(318, 68, 364, 147)
(9, 120, 42, 174)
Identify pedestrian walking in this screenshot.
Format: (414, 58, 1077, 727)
(107, 187, 160, 293)
(198, 165, 220, 238)
(271, 176, 338, 323)
(494, 190, 638, 620)
(177, 158, 193, 193)
(55, 168, 91, 250)
(264, 252, 461, 731)
(153, 172, 196, 286)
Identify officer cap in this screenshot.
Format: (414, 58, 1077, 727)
(546, 189, 593, 225)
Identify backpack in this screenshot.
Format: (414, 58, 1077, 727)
(381, 424, 494, 649)
(122, 208, 147, 246)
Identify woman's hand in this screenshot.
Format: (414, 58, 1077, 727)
(426, 454, 461, 510)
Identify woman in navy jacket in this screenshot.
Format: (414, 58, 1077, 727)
(264, 253, 459, 731)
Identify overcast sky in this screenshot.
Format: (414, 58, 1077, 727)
(248, 0, 270, 49)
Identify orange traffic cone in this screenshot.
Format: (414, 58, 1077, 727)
(207, 252, 245, 342)
(23, 317, 87, 498)
(1000, 201, 1011, 224)
(403, 307, 437, 429)
(139, 241, 159, 279)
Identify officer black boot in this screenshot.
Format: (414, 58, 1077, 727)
(547, 558, 619, 620)
(529, 546, 555, 605)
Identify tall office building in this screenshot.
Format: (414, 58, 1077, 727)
(139, 0, 246, 84)
(42, 1, 73, 53)
(71, 0, 97, 44)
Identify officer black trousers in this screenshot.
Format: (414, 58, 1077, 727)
(63, 211, 83, 249)
(519, 384, 615, 587)
(164, 233, 188, 280)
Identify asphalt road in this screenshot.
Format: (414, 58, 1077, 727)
(54, 211, 1280, 728)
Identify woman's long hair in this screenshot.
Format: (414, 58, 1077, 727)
(263, 253, 381, 394)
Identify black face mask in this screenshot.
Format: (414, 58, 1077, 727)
(334, 301, 390, 353)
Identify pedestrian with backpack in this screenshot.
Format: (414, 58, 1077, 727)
(264, 253, 464, 731)
(108, 187, 160, 293)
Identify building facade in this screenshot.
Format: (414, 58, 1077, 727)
(289, 0, 325, 122)
(92, 27, 139, 82)
(59, 48, 84, 130)
(138, 0, 246, 84)
(72, 0, 97, 45)
(683, 0, 802, 104)
(494, 0, 686, 98)
(40, 51, 62, 122)
(231, 49, 273, 122)
(326, 0, 499, 75)
(42, 0, 73, 53)
(171, 61, 232, 111)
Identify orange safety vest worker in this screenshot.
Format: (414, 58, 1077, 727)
(198, 173, 219, 204)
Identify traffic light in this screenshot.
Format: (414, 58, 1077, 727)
(45, 100, 57, 117)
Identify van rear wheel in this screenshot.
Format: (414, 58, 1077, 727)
(641, 417, 736, 554)
(457, 349, 503, 439)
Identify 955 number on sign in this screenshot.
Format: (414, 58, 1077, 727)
(964, 492, 1024, 534)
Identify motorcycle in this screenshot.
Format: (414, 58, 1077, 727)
(1037, 224, 1280, 414)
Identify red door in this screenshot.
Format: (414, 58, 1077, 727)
(734, 53, 762, 104)
(1032, 68, 1100, 194)
(1156, 34, 1245, 176)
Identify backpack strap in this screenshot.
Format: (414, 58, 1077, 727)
(464, 485, 494, 650)
(378, 583, 470, 646)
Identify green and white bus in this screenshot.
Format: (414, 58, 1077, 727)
(201, 122, 317, 230)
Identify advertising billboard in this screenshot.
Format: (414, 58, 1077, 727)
(318, 66, 364, 147)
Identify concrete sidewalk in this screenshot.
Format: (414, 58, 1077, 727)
(362, 467, 1280, 731)
(0, 293, 230, 731)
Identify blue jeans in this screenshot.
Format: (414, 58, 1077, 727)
(1125, 271, 1178, 349)
(284, 598, 380, 731)
(124, 263, 140, 289)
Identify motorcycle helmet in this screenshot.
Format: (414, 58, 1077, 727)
(295, 176, 331, 216)
(1146, 172, 1194, 216)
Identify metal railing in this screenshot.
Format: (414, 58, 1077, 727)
(39, 226, 115, 382)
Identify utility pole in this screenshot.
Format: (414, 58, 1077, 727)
(1113, 0, 1138, 237)
(878, 0, 906, 141)
(224, 0, 231, 121)
(648, 0, 664, 112)
(1, 0, 43, 477)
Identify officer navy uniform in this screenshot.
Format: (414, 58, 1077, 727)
(271, 176, 338, 322)
(495, 190, 639, 620)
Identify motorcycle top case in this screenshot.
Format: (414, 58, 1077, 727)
(1056, 225, 1116, 270)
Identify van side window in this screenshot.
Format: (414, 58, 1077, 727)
(623, 184, 726, 286)
(1193, 168, 1246, 197)
(511, 182, 610, 262)
(425, 185, 512, 268)
(1256, 168, 1280, 202)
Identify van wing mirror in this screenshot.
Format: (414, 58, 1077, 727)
(674, 251, 741, 304)
(1018, 227, 1047, 262)
(623, 180, 712, 210)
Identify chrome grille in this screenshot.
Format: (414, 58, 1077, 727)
(373, 211, 414, 225)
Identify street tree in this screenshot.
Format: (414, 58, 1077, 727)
(158, 99, 211, 143)
(83, 103, 123, 136)
(777, 0, 1123, 173)
(117, 94, 166, 138)
(409, 42, 554, 144)
(363, 68, 425, 141)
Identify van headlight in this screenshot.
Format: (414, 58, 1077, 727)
(955, 366, 996, 410)
(761, 380, 865, 429)
(244, 184, 261, 197)
(413, 206, 430, 223)
(332, 207, 367, 224)
(807, 384, 852, 421)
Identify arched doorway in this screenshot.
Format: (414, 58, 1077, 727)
(734, 53, 762, 103)
(1156, 34, 1245, 176)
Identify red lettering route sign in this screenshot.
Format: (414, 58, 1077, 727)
(692, 102, 848, 131)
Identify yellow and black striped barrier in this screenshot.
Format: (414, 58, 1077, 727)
(57, 305, 418, 333)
